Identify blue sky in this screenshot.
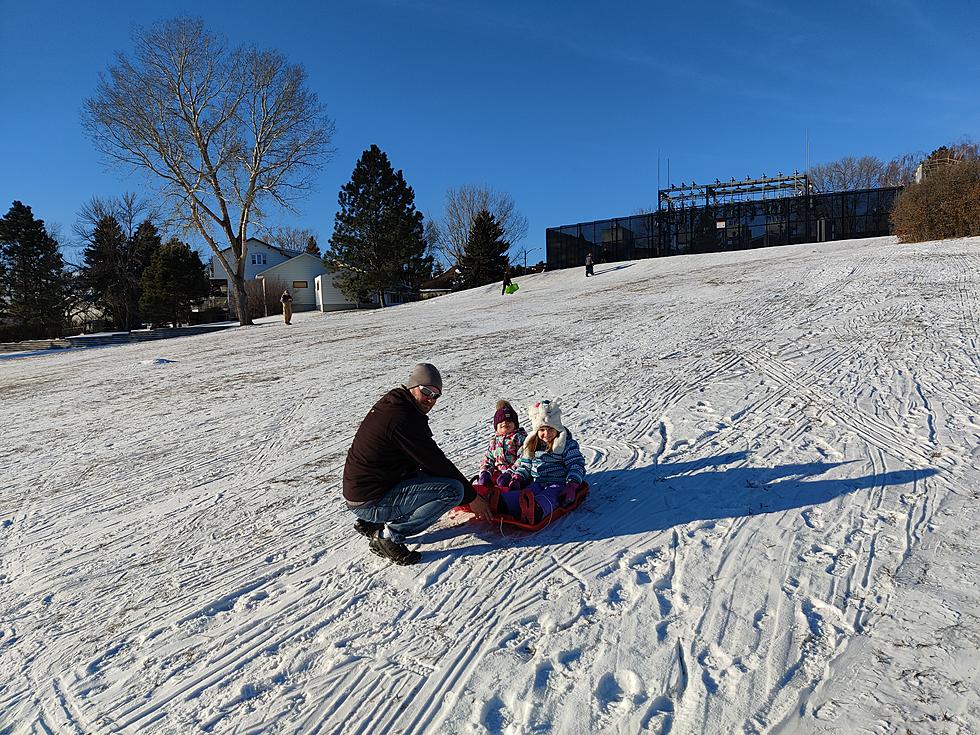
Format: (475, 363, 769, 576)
(2, 0, 978, 265)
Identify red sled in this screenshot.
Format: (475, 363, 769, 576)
(456, 481, 590, 532)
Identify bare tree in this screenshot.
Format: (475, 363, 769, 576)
(880, 153, 922, 187)
(807, 155, 886, 192)
(260, 225, 319, 253)
(82, 17, 335, 325)
(73, 192, 163, 244)
(435, 185, 528, 267)
(930, 138, 980, 162)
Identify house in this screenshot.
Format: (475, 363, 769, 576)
(256, 253, 329, 311)
(207, 237, 361, 313)
(314, 272, 417, 311)
(418, 267, 461, 300)
(208, 237, 297, 283)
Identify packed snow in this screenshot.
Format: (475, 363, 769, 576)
(2, 235, 978, 734)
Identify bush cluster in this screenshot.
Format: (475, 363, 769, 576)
(891, 161, 980, 243)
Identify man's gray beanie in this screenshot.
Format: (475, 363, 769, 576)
(406, 363, 442, 391)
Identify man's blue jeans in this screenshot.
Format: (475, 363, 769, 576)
(350, 474, 464, 543)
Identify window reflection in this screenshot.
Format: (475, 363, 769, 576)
(545, 187, 902, 269)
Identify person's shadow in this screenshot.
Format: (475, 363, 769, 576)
(592, 263, 636, 276)
(420, 451, 937, 554)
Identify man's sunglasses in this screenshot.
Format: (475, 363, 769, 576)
(419, 385, 441, 399)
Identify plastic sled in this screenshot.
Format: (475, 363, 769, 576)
(504, 282, 519, 295)
(456, 481, 589, 532)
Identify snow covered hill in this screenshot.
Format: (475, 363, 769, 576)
(2, 236, 978, 734)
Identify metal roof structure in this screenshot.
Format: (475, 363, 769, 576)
(658, 171, 811, 209)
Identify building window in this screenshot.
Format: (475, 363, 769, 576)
(251, 253, 267, 265)
(292, 280, 308, 289)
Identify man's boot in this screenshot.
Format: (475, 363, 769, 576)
(369, 532, 422, 565)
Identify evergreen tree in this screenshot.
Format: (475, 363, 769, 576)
(0, 201, 67, 339)
(305, 235, 320, 257)
(139, 238, 210, 327)
(81, 216, 161, 330)
(325, 145, 431, 305)
(81, 215, 127, 330)
(0, 252, 7, 315)
(458, 209, 509, 289)
(129, 220, 163, 323)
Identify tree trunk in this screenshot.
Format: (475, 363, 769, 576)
(230, 272, 253, 326)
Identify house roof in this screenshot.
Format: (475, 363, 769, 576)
(419, 267, 461, 291)
(255, 252, 327, 278)
(218, 237, 297, 259)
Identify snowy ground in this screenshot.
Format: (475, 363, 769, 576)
(2, 236, 978, 735)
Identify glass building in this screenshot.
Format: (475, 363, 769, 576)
(546, 177, 903, 270)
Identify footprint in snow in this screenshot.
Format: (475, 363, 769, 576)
(624, 548, 667, 586)
(799, 543, 837, 565)
(603, 583, 630, 614)
(828, 548, 858, 577)
(594, 670, 647, 730)
(801, 507, 824, 530)
(479, 694, 516, 734)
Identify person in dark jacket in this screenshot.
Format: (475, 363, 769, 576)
(343, 363, 491, 564)
(501, 266, 513, 296)
(585, 253, 594, 277)
(280, 289, 293, 324)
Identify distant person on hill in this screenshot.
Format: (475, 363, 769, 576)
(501, 266, 513, 295)
(585, 253, 594, 277)
(343, 363, 491, 565)
(280, 289, 293, 325)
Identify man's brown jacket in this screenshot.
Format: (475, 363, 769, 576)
(343, 387, 474, 506)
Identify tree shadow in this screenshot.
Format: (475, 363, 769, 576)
(419, 451, 937, 554)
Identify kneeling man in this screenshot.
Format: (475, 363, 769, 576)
(343, 363, 490, 565)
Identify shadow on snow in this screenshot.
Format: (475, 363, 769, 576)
(422, 451, 937, 552)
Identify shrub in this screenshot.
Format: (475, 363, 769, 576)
(230, 277, 288, 320)
(891, 161, 980, 242)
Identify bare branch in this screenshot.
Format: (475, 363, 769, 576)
(436, 185, 528, 266)
(82, 16, 335, 325)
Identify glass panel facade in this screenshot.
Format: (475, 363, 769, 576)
(546, 187, 902, 269)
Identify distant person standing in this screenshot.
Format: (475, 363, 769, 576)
(501, 266, 513, 296)
(585, 253, 594, 277)
(280, 289, 293, 325)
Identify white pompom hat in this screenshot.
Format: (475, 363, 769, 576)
(528, 399, 564, 434)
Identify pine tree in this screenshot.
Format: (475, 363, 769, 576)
(129, 220, 163, 324)
(325, 145, 431, 305)
(0, 253, 7, 315)
(0, 201, 67, 339)
(139, 238, 210, 327)
(459, 209, 509, 289)
(81, 216, 127, 330)
(304, 235, 320, 257)
(81, 216, 161, 330)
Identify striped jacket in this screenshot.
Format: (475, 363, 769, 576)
(479, 428, 528, 474)
(513, 429, 585, 486)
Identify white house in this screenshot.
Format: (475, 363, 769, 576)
(256, 253, 330, 311)
(209, 238, 295, 282)
(207, 236, 364, 313)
